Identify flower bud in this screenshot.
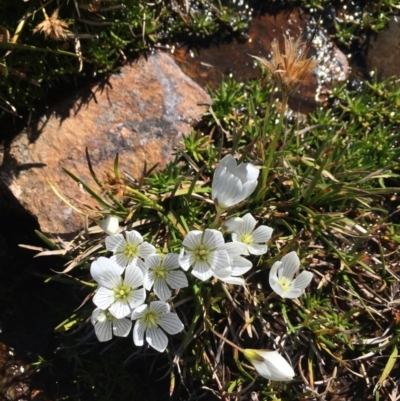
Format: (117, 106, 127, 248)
(100, 215, 119, 235)
(243, 349, 295, 381)
(223, 217, 244, 233)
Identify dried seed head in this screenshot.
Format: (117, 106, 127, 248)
(252, 35, 319, 97)
(103, 171, 125, 199)
(33, 9, 70, 41)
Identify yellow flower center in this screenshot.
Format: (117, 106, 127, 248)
(154, 265, 167, 279)
(123, 243, 138, 258)
(144, 310, 159, 328)
(239, 233, 254, 244)
(114, 283, 131, 299)
(278, 277, 292, 293)
(195, 245, 209, 260)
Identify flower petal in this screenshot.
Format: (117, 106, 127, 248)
(280, 251, 300, 279)
(92, 312, 112, 342)
(91, 257, 122, 287)
(222, 242, 248, 257)
(133, 319, 146, 346)
(237, 213, 257, 235)
(147, 326, 168, 352)
(252, 225, 273, 243)
(146, 254, 162, 270)
(245, 350, 295, 381)
(127, 288, 146, 309)
(165, 271, 188, 289)
(218, 275, 245, 285)
(247, 244, 268, 255)
(269, 262, 284, 297)
(91, 308, 102, 325)
(138, 242, 156, 258)
(213, 154, 237, 186)
(231, 263, 252, 276)
(100, 215, 119, 236)
(135, 258, 147, 276)
(178, 250, 195, 271)
(154, 279, 172, 302)
(158, 313, 184, 335)
(124, 263, 143, 288)
(109, 300, 131, 319)
(236, 162, 259, 182)
(213, 267, 244, 284)
(93, 287, 115, 310)
(126, 230, 143, 246)
(208, 250, 230, 271)
(150, 300, 170, 314)
(163, 253, 180, 270)
(113, 317, 132, 337)
(131, 303, 148, 320)
(292, 271, 313, 291)
(214, 265, 232, 277)
(191, 260, 213, 281)
(144, 270, 155, 291)
(213, 174, 243, 209)
(223, 217, 244, 233)
(182, 230, 203, 250)
(281, 288, 303, 299)
(105, 234, 125, 252)
(111, 253, 130, 270)
(203, 229, 225, 250)
(236, 180, 258, 204)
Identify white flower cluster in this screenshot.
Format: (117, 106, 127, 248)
(92, 154, 314, 381)
(90, 231, 187, 352)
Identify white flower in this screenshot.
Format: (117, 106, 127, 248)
(100, 215, 120, 236)
(179, 229, 230, 281)
(223, 217, 244, 233)
(213, 242, 253, 285)
(243, 349, 295, 381)
(143, 254, 188, 301)
(91, 257, 146, 319)
(132, 301, 184, 352)
(105, 230, 156, 273)
(91, 307, 132, 342)
(269, 251, 313, 299)
(231, 213, 273, 255)
(212, 154, 259, 210)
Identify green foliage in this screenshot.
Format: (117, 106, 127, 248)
(18, 1, 400, 400)
(0, 0, 252, 120)
(34, 66, 400, 399)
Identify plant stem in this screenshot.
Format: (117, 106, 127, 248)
(258, 93, 289, 198)
(210, 207, 224, 229)
(206, 319, 245, 353)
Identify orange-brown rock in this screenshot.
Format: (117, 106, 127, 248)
(173, 9, 349, 114)
(0, 52, 211, 235)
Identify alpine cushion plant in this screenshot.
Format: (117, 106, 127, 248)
(132, 301, 184, 353)
(269, 251, 313, 299)
(105, 230, 156, 274)
(91, 257, 146, 319)
(212, 154, 259, 212)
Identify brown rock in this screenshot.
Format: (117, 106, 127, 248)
(366, 17, 400, 80)
(172, 9, 349, 114)
(0, 52, 211, 235)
